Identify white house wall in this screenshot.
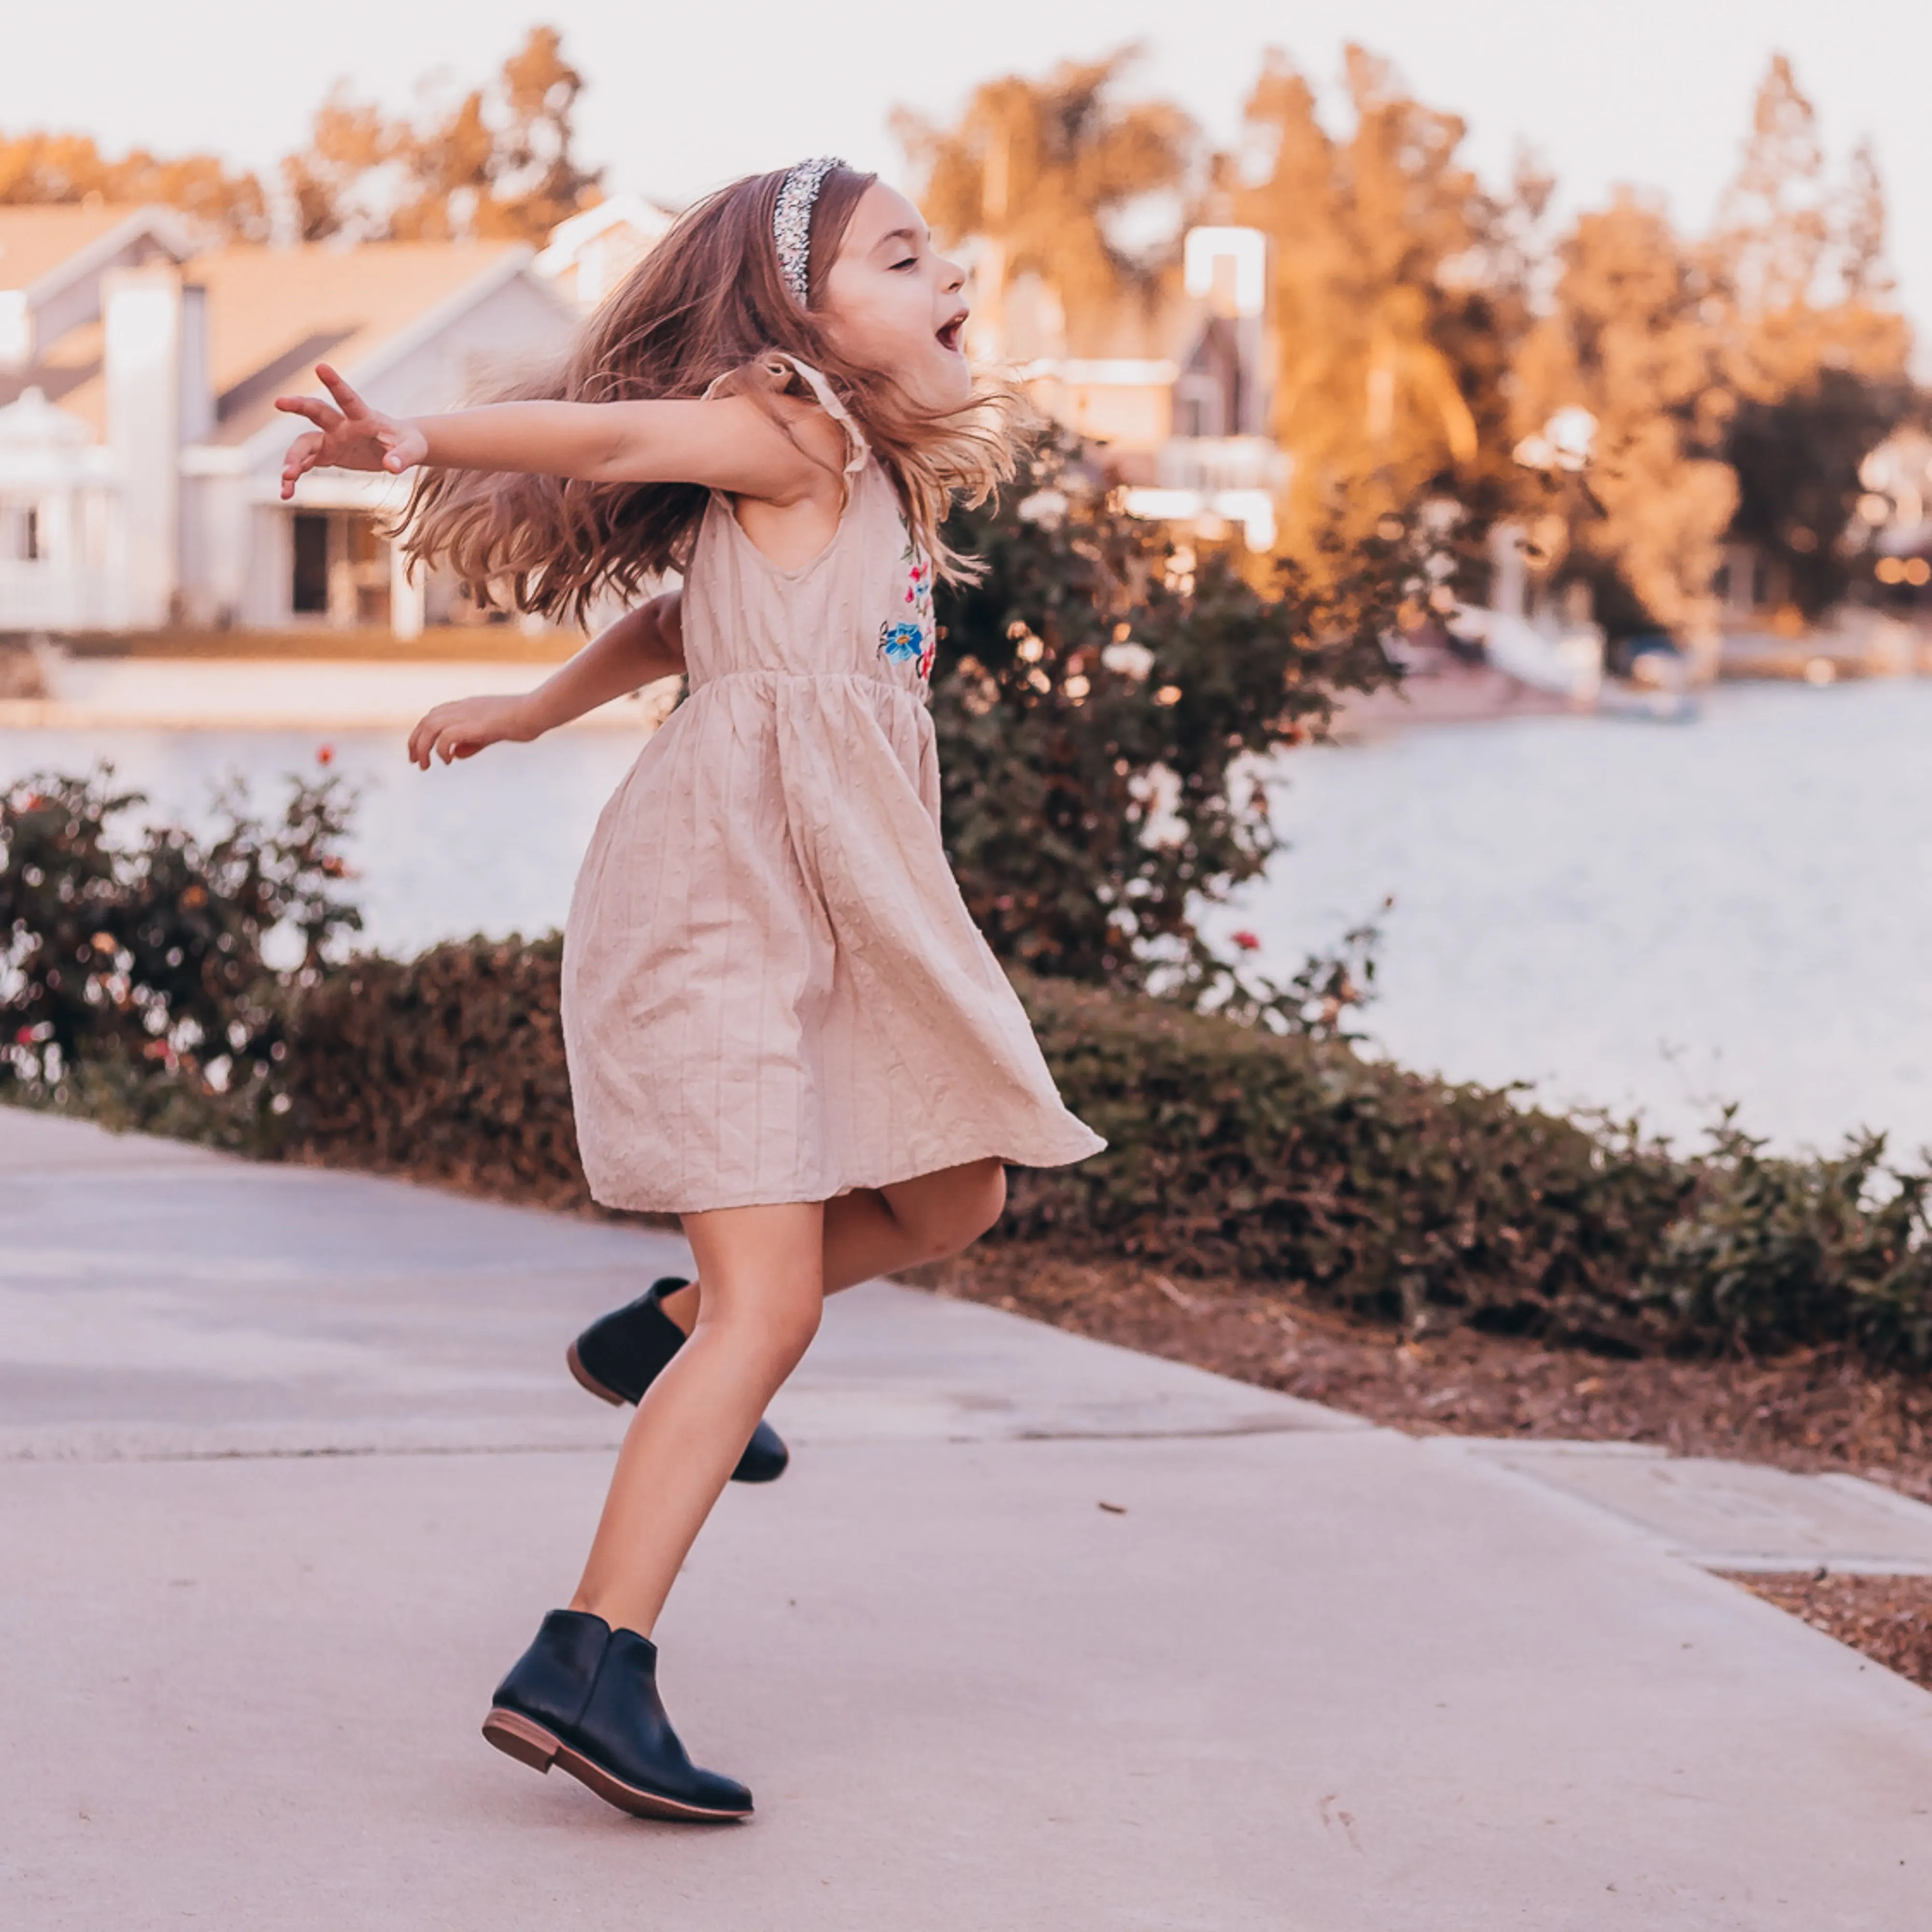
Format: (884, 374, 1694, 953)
(29, 231, 182, 363)
(177, 469, 253, 627)
(337, 274, 572, 428)
(222, 270, 574, 628)
(241, 502, 293, 629)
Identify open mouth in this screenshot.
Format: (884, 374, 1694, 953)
(936, 313, 967, 354)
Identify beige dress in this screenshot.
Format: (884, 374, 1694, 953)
(561, 358, 1105, 1213)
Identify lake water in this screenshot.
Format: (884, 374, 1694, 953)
(8, 677, 1932, 1157)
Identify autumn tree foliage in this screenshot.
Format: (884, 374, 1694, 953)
(0, 130, 268, 239)
(0, 27, 598, 248)
(284, 27, 601, 244)
(906, 45, 1916, 643)
(896, 50, 1192, 351)
(1509, 194, 1741, 646)
(1233, 47, 1535, 562)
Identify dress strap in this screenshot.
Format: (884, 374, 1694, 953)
(703, 352, 868, 479)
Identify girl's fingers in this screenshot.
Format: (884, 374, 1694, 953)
(408, 707, 501, 768)
(315, 363, 370, 418)
(274, 396, 341, 430)
(279, 433, 322, 499)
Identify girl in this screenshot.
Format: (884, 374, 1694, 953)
(277, 159, 1103, 1824)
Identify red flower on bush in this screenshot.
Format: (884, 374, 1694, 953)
(1232, 930, 1262, 952)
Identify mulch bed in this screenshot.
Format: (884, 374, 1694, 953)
(1719, 1573, 1932, 1690)
(910, 1241, 1932, 1690)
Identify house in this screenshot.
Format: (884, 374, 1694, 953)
(1857, 426, 1932, 593)
(535, 194, 674, 312)
(976, 224, 1284, 551)
(0, 205, 577, 635)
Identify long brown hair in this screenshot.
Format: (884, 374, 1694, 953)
(402, 165, 1029, 623)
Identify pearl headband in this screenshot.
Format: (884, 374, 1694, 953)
(773, 156, 846, 305)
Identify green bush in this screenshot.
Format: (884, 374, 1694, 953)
(16, 750, 1932, 1374)
(279, 933, 589, 1208)
(1647, 1121, 1932, 1367)
(258, 937, 1932, 1370)
(15, 899, 1932, 1370)
(932, 436, 1404, 1014)
(1007, 973, 1693, 1350)
(0, 766, 357, 1100)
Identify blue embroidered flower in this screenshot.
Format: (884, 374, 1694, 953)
(881, 524, 937, 679)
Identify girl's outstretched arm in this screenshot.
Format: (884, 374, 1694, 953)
(406, 592, 685, 770)
(278, 365, 828, 505)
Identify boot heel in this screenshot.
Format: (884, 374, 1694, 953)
(565, 1340, 625, 1406)
(483, 1706, 561, 1773)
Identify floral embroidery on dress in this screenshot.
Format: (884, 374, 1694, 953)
(879, 528, 937, 680)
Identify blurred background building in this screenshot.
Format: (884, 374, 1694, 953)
(0, 28, 1927, 697)
(0, 204, 574, 635)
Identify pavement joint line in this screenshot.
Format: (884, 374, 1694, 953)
(0, 1415, 1372, 1466)
(1423, 1437, 1932, 1578)
(1421, 1435, 1671, 1459)
(1690, 1555, 1932, 1577)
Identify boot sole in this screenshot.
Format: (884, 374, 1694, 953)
(565, 1340, 627, 1407)
(482, 1707, 752, 1822)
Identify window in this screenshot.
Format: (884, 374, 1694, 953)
(1, 503, 40, 562)
(292, 512, 329, 614)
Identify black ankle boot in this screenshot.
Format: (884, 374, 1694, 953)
(483, 1610, 753, 1822)
(568, 1277, 791, 1484)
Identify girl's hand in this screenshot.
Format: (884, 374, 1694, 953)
(407, 693, 538, 769)
(276, 364, 430, 500)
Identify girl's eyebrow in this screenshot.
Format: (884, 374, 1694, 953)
(875, 226, 926, 253)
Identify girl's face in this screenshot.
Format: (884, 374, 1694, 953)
(820, 183, 971, 410)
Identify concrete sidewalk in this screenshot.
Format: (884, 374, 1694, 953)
(3, 1108, 1929, 1930)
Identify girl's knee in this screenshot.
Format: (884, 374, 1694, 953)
(704, 1286, 821, 1374)
(970, 1161, 1007, 1238)
(914, 1160, 1007, 1263)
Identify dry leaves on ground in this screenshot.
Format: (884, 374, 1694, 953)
(1721, 1572, 1932, 1691)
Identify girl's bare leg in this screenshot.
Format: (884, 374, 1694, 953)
(653, 1157, 1006, 1333)
(570, 1201, 824, 1638)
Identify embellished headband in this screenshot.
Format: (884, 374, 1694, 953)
(773, 156, 846, 305)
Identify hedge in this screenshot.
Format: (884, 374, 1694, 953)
(261, 936, 1932, 1369)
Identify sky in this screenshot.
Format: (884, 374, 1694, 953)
(5, 0, 1929, 354)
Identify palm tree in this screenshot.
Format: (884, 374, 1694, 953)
(1236, 49, 1497, 555)
(896, 51, 1192, 357)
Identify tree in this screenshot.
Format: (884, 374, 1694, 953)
(931, 435, 1400, 1007)
(1703, 56, 1913, 617)
(282, 27, 601, 245)
(1513, 193, 1738, 643)
(897, 50, 1192, 354)
(1233, 48, 1530, 564)
(1708, 53, 1830, 319)
(280, 90, 396, 244)
(0, 129, 268, 239)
